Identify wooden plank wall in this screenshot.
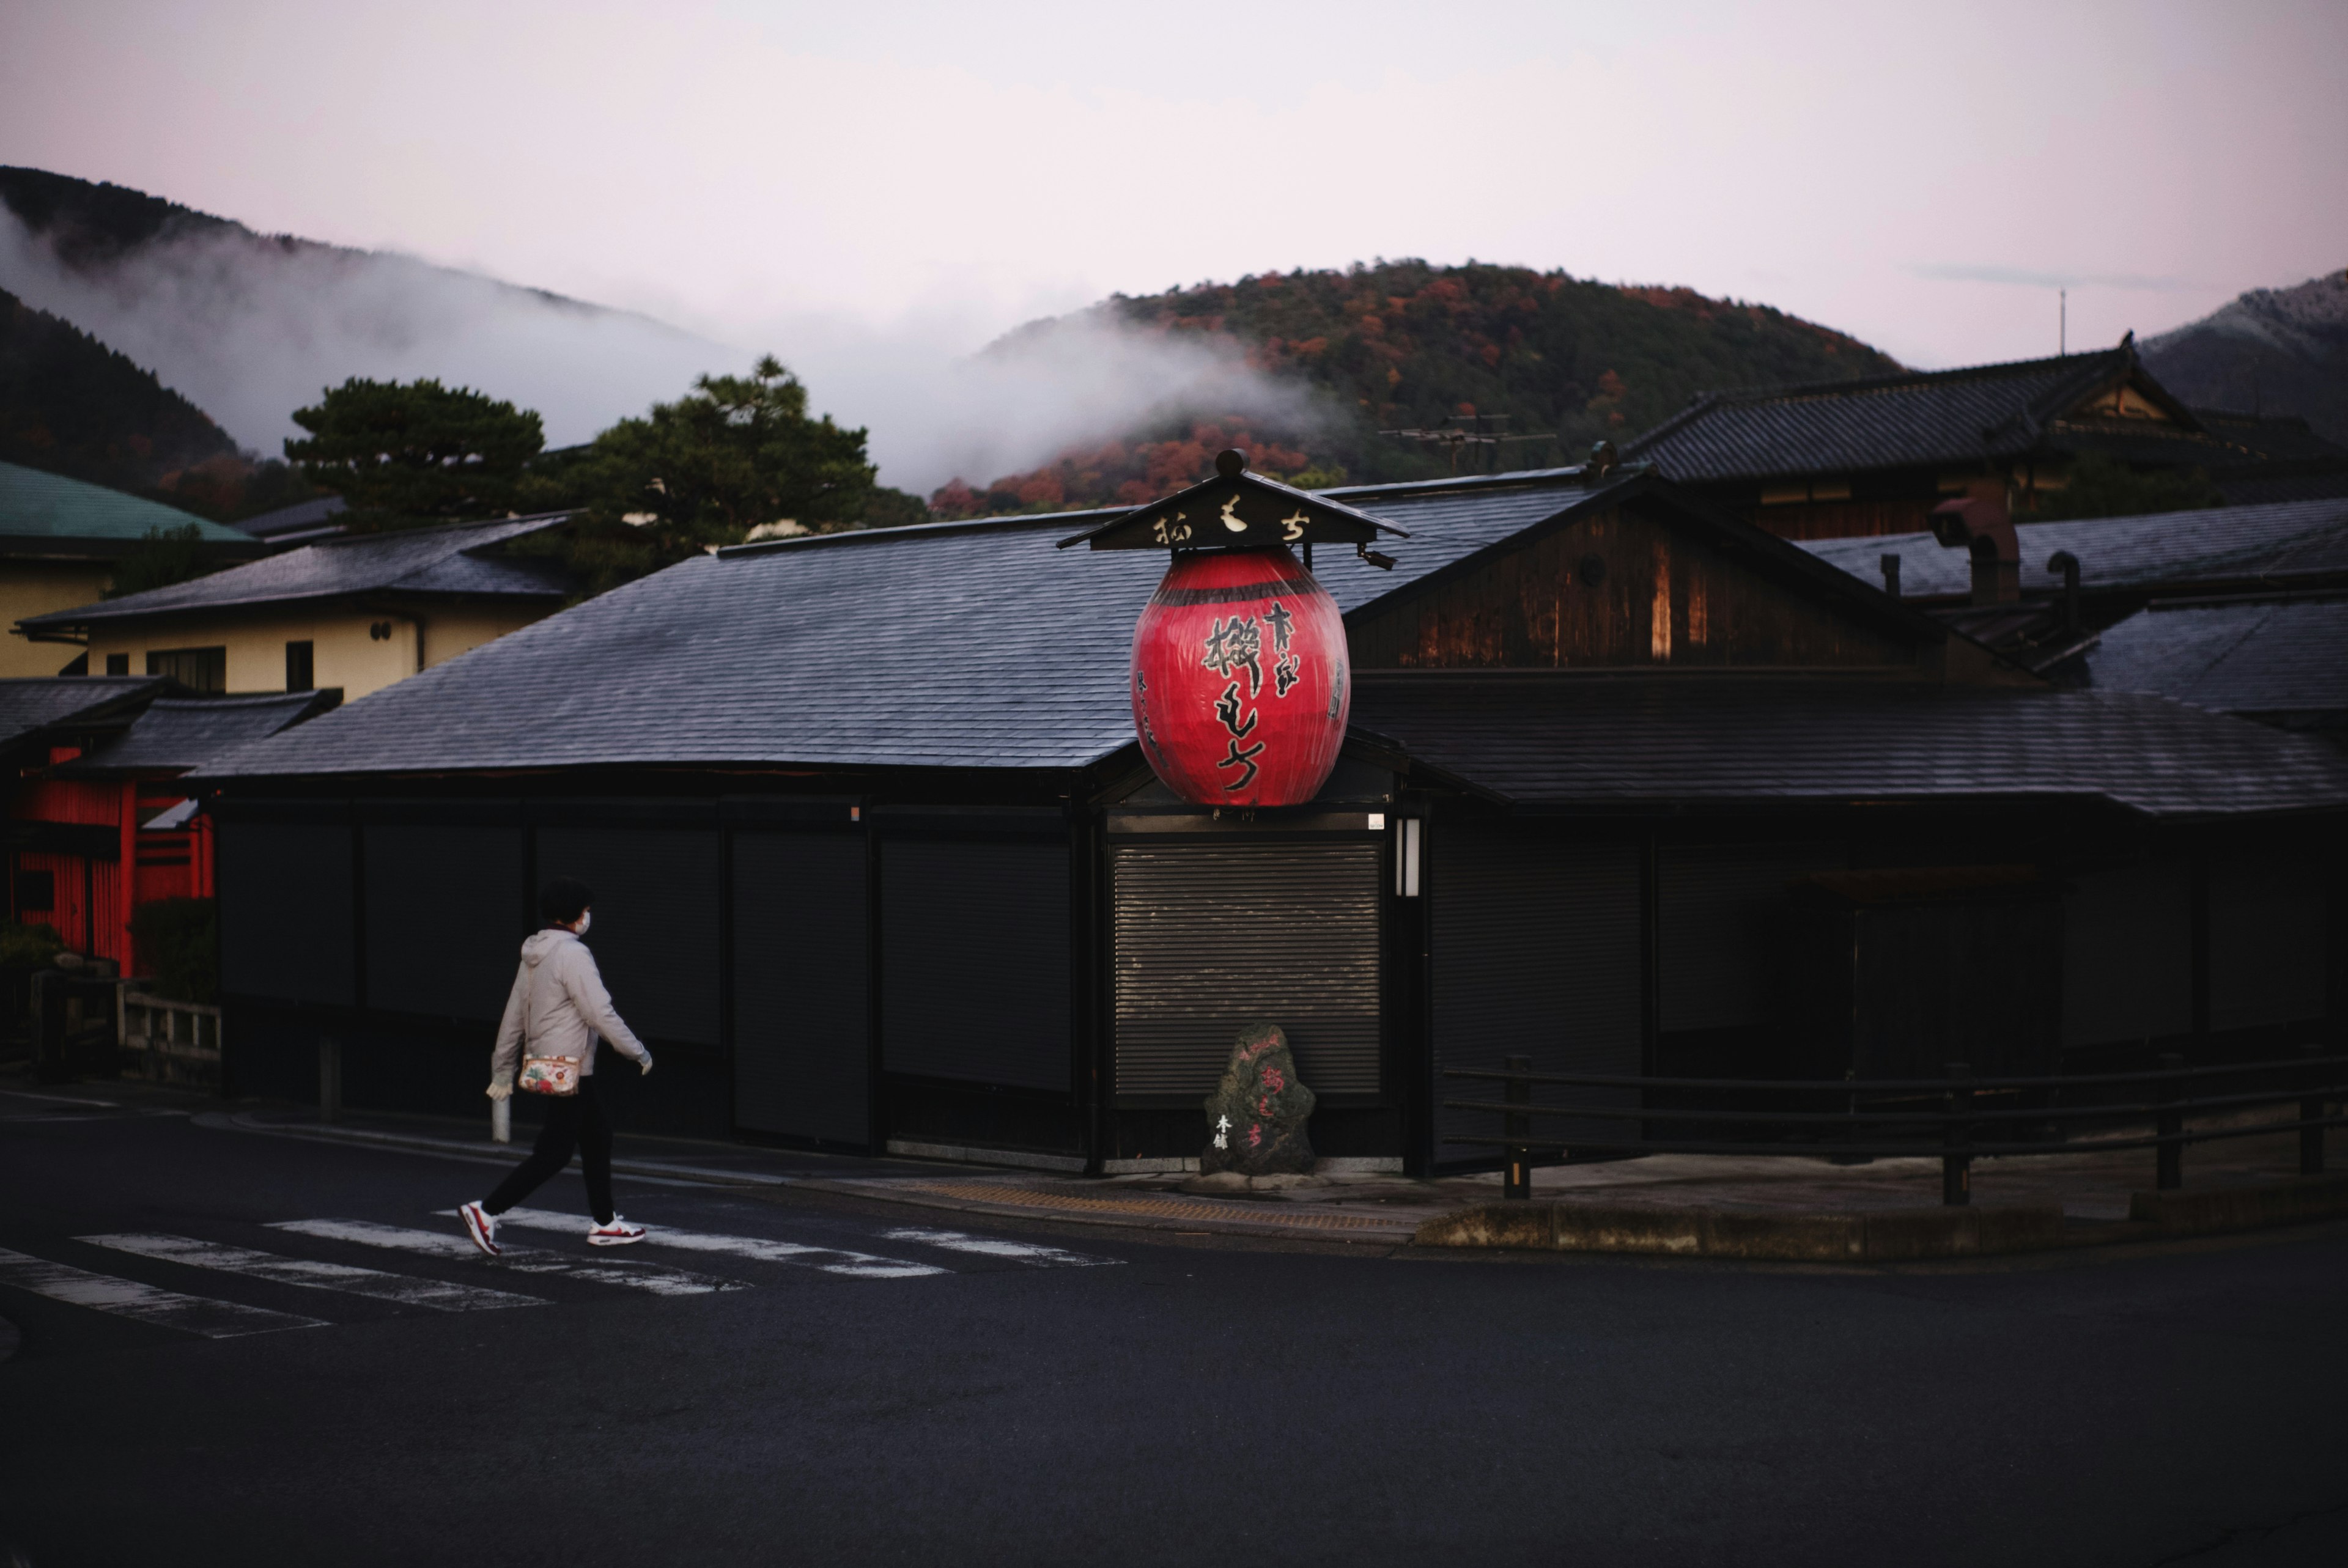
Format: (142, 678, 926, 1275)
(1347, 506, 1918, 672)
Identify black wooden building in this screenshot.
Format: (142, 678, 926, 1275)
(192, 463, 2348, 1172)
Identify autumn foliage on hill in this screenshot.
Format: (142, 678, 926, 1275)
(930, 260, 1901, 518)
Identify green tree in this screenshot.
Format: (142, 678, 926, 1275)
(106, 523, 219, 598)
(551, 356, 890, 592)
(285, 377, 544, 528)
(2032, 451, 2227, 521)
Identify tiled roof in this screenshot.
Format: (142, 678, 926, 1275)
(1619, 343, 2251, 483)
(0, 675, 166, 746)
(1349, 677, 2348, 820)
(194, 471, 1625, 780)
(62, 691, 337, 774)
(2088, 598, 2348, 724)
(17, 513, 574, 631)
(1800, 497, 2348, 601)
(0, 461, 255, 547)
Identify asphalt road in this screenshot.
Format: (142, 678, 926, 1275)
(2, 1083, 2345, 1567)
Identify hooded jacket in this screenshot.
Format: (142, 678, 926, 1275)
(490, 928, 651, 1084)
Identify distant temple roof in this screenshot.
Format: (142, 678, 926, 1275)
(0, 460, 259, 553)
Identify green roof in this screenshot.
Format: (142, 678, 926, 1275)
(0, 460, 255, 543)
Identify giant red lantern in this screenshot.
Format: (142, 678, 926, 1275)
(1062, 449, 1406, 808)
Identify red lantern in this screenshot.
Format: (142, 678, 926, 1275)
(1129, 545, 1349, 807)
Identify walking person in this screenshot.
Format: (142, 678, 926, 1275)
(459, 878, 654, 1255)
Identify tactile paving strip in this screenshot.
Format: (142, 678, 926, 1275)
(889, 1182, 1412, 1232)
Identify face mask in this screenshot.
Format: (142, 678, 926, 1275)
(575, 912, 592, 935)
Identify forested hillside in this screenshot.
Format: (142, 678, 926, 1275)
(930, 261, 1903, 517)
(2141, 269, 2348, 446)
(0, 284, 237, 490)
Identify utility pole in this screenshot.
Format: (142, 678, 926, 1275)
(2059, 289, 2067, 357)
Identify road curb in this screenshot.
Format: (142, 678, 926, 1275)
(203, 1112, 795, 1188)
(2128, 1174, 2348, 1235)
(1414, 1199, 2070, 1259)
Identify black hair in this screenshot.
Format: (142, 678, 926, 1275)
(538, 877, 594, 927)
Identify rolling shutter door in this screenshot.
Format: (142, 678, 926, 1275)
(733, 832, 869, 1144)
(2210, 854, 2328, 1031)
(2061, 860, 2193, 1047)
(1433, 825, 1640, 1160)
(218, 821, 354, 1006)
(1112, 841, 1382, 1099)
(534, 828, 720, 1046)
(880, 839, 1069, 1091)
(1658, 843, 1839, 1033)
(362, 825, 526, 1020)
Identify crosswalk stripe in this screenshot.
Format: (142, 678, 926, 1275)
(79, 1234, 546, 1313)
(270, 1220, 744, 1298)
(880, 1228, 1120, 1268)
(479, 1208, 946, 1279)
(0, 1246, 325, 1338)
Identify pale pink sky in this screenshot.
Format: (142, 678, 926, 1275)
(2, 1, 2342, 432)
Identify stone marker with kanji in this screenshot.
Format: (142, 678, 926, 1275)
(1200, 1021, 1316, 1177)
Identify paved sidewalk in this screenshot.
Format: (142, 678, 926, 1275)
(180, 1090, 2337, 1251)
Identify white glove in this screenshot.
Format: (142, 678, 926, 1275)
(487, 1076, 513, 1102)
(638, 1055, 654, 1077)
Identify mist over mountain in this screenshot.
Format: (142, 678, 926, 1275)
(2141, 268, 2348, 446)
(0, 282, 237, 492)
(934, 262, 1905, 516)
(0, 166, 734, 455)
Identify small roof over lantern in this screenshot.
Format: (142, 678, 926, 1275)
(1057, 449, 1409, 553)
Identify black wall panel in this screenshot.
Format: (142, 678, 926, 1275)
(534, 827, 721, 1046)
(218, 820, 354, 1006)
(1112, 841, 1383, 1098)
(362, 825, 528, 1020)
(2061, 859, 2193, 1048)
(733, 832, 869, 1145)
(2210, 853, 2328, 1031)
(880, 838, 1069, 1091)
(1432, 824, 1641, 1161)
(1658, 842, 1840, 1033)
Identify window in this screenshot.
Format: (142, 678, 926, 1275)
(146, 647, 227, 693)
(15, 870, 54, 913)
(286, 640, 315, 692)
(104, 653, 130, 676)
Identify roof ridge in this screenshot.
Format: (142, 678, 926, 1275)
(717, 507, 1122, 559)
(1674, 342, 2131, 408)
(306, 510, 575, 549)
(1320, 464, 1597, 501)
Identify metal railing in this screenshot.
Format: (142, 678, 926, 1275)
(1444, 1047, 2348, 1204)
(117, 991, 223, 1090)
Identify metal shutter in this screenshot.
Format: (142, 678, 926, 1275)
(362, 825, 526, 1020)
(218, 821, 353, 1006)
(2061, 859, 2193, 1047)
(1433, 825, 1641, 1159)
(880, 839, 1069, 1091)
(733, 832, 869, 1144)
(2210, 853, 2328, 1031)
(1658, 843, 1839, 1032)
(534, 828, 720, 1046)
(1111, 841, 1383, 1099)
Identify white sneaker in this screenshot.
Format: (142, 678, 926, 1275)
(587, 1216, 646, 1246)
(459, 1202, 501, 1256)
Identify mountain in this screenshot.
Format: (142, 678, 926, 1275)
(2140, 268, 2348, 446)
(929, 261, 1905, 517)
(0, 166, 734, 455)
(0, 283, 237, 492)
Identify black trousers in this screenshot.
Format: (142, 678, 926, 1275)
(485, 1074, 615, 1224)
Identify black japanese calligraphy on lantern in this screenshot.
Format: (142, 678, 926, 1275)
(1272, 653, 1301, 698)
(1213, 680, 1258, 740)
(1264, 600, 1294, 655)
(1217, 738, 1265, 791)
(1201, 615, 1263, 697)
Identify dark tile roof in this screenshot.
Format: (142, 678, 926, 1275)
(1619, 342, 2274, 484)
(17, 513, 575, 632)
(0, 460, 256, 547)
(194, 471, 1623, 780)
(1800, 496, 2348, 601)
(2087, 598, 2348, 726)
(0, 675, 167, 747)
(1349, 677, 2348, 820)
(61, 691, 338, 775)
(231, 494, 347, 543)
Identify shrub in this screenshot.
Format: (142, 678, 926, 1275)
(0, 921, 62, 970)
(130, 897, 217, 1003)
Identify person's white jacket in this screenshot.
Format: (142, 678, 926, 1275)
(490, 929, 651, 1085)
